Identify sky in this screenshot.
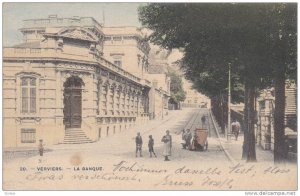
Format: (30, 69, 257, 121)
(3, 2, 145, 46)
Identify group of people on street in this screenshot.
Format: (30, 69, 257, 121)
(182, 128, 205, 151)
(135, 130, 172, 161)
(182, 129, 192, 149)
(181, 115, 206, 150)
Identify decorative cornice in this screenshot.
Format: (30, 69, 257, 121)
(44, 27, 99, 43)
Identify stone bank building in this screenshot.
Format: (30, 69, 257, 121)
(3, 16, 170, 148)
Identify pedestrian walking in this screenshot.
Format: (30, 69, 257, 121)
(135, 132, 143, 157)
(231, 120, 240, 140)
(148, 135, 157, 158)
(201, 115, 206, 128)
(234, 120, 241, 141)
(161, 130, 172, 161)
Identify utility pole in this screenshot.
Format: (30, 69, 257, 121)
(227, 63, 231, 141)
(162, 92, 164, 120)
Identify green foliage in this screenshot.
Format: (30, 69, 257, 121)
(139, 3, 297, 100)
(139, 3, 296, 163)
(166, 67, 186, 104)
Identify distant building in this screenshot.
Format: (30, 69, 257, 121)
(181, 80, 211, 108)
(147, 46, 170, 119)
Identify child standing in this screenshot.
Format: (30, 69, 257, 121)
(38, 139, 44, 156)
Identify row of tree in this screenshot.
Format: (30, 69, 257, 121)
(138, 3, 297, 163)
(167, 67, 186, 110)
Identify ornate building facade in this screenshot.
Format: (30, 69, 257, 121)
(102, 26, 150, 79)
(3, 16, 165, 148)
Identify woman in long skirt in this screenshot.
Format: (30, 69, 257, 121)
(161, 130, 172, 161)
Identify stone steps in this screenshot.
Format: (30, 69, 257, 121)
(63, 128, 93, 144)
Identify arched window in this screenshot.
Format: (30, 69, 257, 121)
(21, 77, 36, 114)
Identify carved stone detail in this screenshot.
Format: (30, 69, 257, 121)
(58, 27, 99, 42)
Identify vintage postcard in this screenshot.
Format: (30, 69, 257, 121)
(2, 2, 297, 192)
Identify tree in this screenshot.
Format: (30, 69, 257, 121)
(139, 3, 297, 163)
(139, 3, 259, 161)
(167, 67, 186, 109)
(264, 4, 297, 163)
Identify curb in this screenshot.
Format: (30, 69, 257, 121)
(209, 109, 237, 165)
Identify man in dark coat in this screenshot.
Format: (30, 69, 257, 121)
(135, 132, 143, 157)
(232, 120, 241, 141)
(183, 129, 192, 149)
(148, 135, 157, 158)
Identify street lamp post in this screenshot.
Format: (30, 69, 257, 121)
(227, 63, 231, 141)
(160, 89, 164, 120)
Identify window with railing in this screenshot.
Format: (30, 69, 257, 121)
(21, 128, 36, 143)
(21, 77, 37, 114)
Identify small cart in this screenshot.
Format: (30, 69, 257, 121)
(189, 128, 208, 151)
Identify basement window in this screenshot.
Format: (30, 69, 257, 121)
(21, 128, 36, 143)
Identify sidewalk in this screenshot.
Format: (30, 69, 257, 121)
(3, 109, 186, 153)
(4, 109, 197, 163)
(3, 147, 53, 160)
(48, 109, 186, 151)
(209, 110, 274, 163)
(219, 134, 274, 163)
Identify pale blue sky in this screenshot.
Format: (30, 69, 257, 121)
(3, 3, 145, 46)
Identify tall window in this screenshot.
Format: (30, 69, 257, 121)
(114, 60, 122, 67)
(21, 77, 36, 114)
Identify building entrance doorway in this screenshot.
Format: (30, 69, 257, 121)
(63, 76, 84, 128)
